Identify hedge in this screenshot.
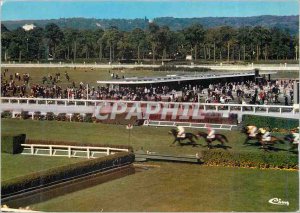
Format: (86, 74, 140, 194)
(242, 115, 299, 130)
(25, 139, 134, 152)
(1, 134, 26, 154)
(1, 152, 135, 196)
(201, 150, 298, 169)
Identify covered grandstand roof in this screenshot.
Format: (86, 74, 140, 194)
(97, 71, 277, 85)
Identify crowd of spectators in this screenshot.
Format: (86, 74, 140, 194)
(1, 69, 296, 106)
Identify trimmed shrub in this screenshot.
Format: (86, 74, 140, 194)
(34, 111, 44, 120)
(20, 111, 29, 120)
(201, 150, 298, 169)
(56, 113, 67, 121)
(1, 111, 12, 119)
(25, 139, 134, 152)
(1, 134, 26, 154)
(46, 112, 55, 121)
(1, 152, 135, 196)
(71, 113, 83, 122)
(83, 113, 93, 123)
(242, 115, 299, 130)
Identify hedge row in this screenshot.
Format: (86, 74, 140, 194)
(1, 152, 135, 196)
(242, 115, 299, 130)
(25, 139, 134, 152)
(201, 150, 298, 169)
(1, 134, 26, 154)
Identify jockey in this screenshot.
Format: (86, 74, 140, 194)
(291, 127, 299, 144)
(247, 124, 257, 137)
(207, 126, 215, 139)
(177, 125, 185, 138)
(259, 128, 271, 142)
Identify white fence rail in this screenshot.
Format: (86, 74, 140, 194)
(21, 144, 129, 159)
(0, 97, 298, 114)
(144, 120, 236, 130)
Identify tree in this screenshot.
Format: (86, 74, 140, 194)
(237, 26, 253, 61)
(128, 28, 147, 62)
(147, 22, 160, 64)
(102, 26, 120, 62)
(45, 23, 64, 59)
(183, 24, 205, 61)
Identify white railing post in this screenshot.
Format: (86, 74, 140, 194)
(27, 100, 29, 105)
(228, 106, 231, 112)
(75, 101, 77, 106)
(68, 146, 71, 158)
(17, 100, 20, 104)
(266, 107, 269, 113)
(65, 101, 67, 106)
(50, 146, 52, 156)
(280, 108, 282, 114)
(31, 113, 34, 120)
(240, 106, 243, 112)
(87, 148, 90, 159)
(8, 99, 11, 104)
(107, 148, 110, 155)
(216, 106, 219, 111)
(31, 145, 34, 155)
(204, 105, 206, 111)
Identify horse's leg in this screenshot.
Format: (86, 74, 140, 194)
(243, 136, 250, 145)
(170, 138, 177, 146)
(189, 136, 197, 147)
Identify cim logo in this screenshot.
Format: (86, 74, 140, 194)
(268, 198, 289, 206)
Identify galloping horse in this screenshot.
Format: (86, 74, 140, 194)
(169, 129, 198, 146)
(241, 126, 259, 144)
(241, 126, 283, 149)
(196, 131, 228, 149)
(256, 132, 284, 149)
(284, 134, 299, 151)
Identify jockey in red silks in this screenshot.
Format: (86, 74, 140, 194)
(207, 124, 215, 139)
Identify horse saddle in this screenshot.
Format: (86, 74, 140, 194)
(177, 134, 186, 138)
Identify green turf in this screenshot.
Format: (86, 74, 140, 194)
(2, 67, 175, 89)
(1, 119, 298, 211)
(3, 67, 298, 91)
(1, 153, 85, 181)
(1, 119, 295, 156)
(30, 163, 298, 212)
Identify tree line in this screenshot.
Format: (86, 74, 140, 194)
(1, 22, 299, 63)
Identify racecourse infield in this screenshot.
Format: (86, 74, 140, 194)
(1, 119, 299, 211)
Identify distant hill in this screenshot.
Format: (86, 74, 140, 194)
(2, 15, 299, 34)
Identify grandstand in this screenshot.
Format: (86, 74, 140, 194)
(97, 70, 276, 88)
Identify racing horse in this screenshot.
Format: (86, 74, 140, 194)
(196, 131, 228, 149)
(241, 126, 283, 149)
(284, 134, 299, 151)
(169, 129, 198, 147)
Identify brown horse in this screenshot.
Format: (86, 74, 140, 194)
(169, 129, 198, 147)
(241, 126, 284, 149)
(196, 131, 229, 149)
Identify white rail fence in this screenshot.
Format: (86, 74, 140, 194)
(1, 97, 298, 114)
(21, 144, 129, 159)
(143, 120, 236, 130)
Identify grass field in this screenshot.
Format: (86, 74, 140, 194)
(1, 119, 295, 156)
(1, 154, 85, 181)
(2, 67, 299, 91)
(1, 119, 299, 211)
(30, 163, 298, 212)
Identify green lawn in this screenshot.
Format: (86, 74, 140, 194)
(1, 153, 85, 181)
(1, 119, 298, 211)
(3, 67, 298, 91)
(1, 119, 295, 156)
(2, 67, 175, 89)
(31, 163, 298, 212)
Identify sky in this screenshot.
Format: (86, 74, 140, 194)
(1, 0, 299, 21)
